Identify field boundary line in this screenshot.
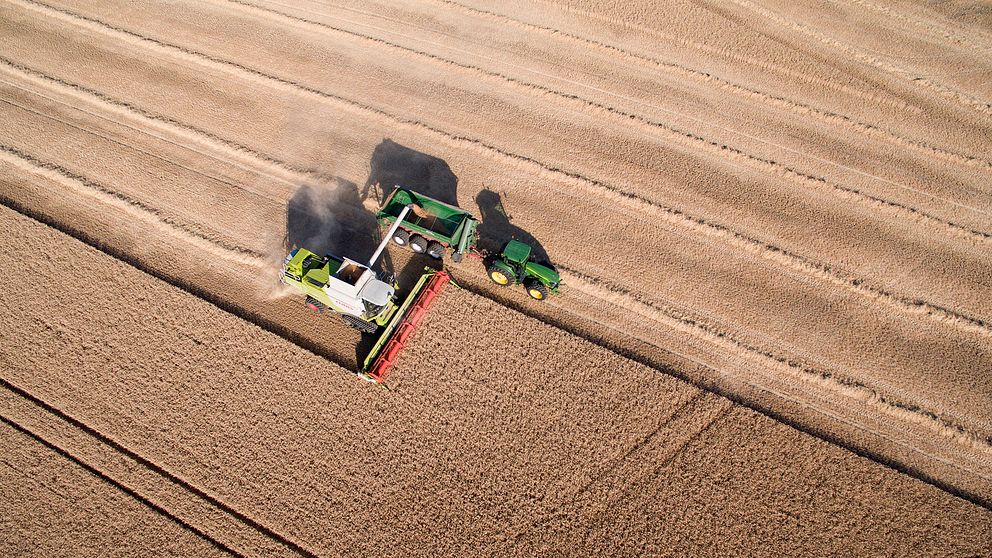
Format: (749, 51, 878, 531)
(1, 27, 988, 341)
(224, 0, 992, 231)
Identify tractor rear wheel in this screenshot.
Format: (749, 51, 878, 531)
(409, 235, 428, 254)
(342, 314, 378, 333)
(488, 263, 515, 286)
(304, 296, 325, 313)
(524, 279, 548, 301)
(426, 241, 444, 259)
(392, 229, 410, 247)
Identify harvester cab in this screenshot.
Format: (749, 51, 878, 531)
(486, 239, 560, 300)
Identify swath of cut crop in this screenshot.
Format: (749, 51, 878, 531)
(0, 145, 265, 265)
(431, 0, 992, 171)
(725, 0, 992, 116)
(216, 0, 992, 240)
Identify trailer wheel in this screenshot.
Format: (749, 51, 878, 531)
(304, 296, 325, 313)
(524, 279, 548, 301)
(392, 229, 410, 247)
(409, 235, 428, 254)
(488, 263, 514, 286)
(426, 241, 444, 259)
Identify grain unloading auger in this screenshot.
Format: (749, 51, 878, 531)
(280, 204, 452, 383)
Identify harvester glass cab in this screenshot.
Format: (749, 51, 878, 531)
(326, 257, 396, 321)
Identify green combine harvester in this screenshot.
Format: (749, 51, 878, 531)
(280, 204, 451, 382)
(377, 185, 560, 300)
(281, 185, 559, 382)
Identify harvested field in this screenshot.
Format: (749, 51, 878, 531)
(2, 206, 990, 556)
(1, 0, 991, 553)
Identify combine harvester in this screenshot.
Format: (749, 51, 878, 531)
(281, 185, 559, 383)
(280, 204, 450, 383)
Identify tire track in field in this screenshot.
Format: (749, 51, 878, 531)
(225, 0, 992, 236)
(0, 416, 241, 557)
(556, 264, 992, 453)
(0, 379, 315, 558)
(726, 0, 992, 117)
(10, 2, 991, 337)
(504, 395, 735, 546)
(430, 0, 991, 171)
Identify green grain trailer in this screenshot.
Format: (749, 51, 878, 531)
(376, 186, 479, 262)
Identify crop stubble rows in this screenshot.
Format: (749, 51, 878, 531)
(1, 206, 991, 555)
(1, 0, 992, 504)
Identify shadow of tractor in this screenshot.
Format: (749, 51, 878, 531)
(475, 188, 552, 266)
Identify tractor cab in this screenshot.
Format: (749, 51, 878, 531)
(500, 239, 532, 266)
(487, 239, 560, 300)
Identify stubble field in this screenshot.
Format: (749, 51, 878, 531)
(1, 0, 990, 555)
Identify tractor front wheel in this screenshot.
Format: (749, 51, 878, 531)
(524, 279, 548, 301)
(410, 235, 428, 254)
(488, 263, 515, 286)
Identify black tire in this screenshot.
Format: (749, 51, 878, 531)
(409, 235, 428, 254)
(342, 314, 378, 333)
(304, 295, 325, 313)
(392, 229, 410, 247)
(488, 263, 515, 286)
(524, 279, 549, 301)
(451, 252, 463, 263)
(426, 241, 444, 260)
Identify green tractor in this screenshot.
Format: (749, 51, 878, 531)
(486, 239, 560, 300)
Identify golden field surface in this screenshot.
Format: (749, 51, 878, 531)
(1, 0, 990, 555)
